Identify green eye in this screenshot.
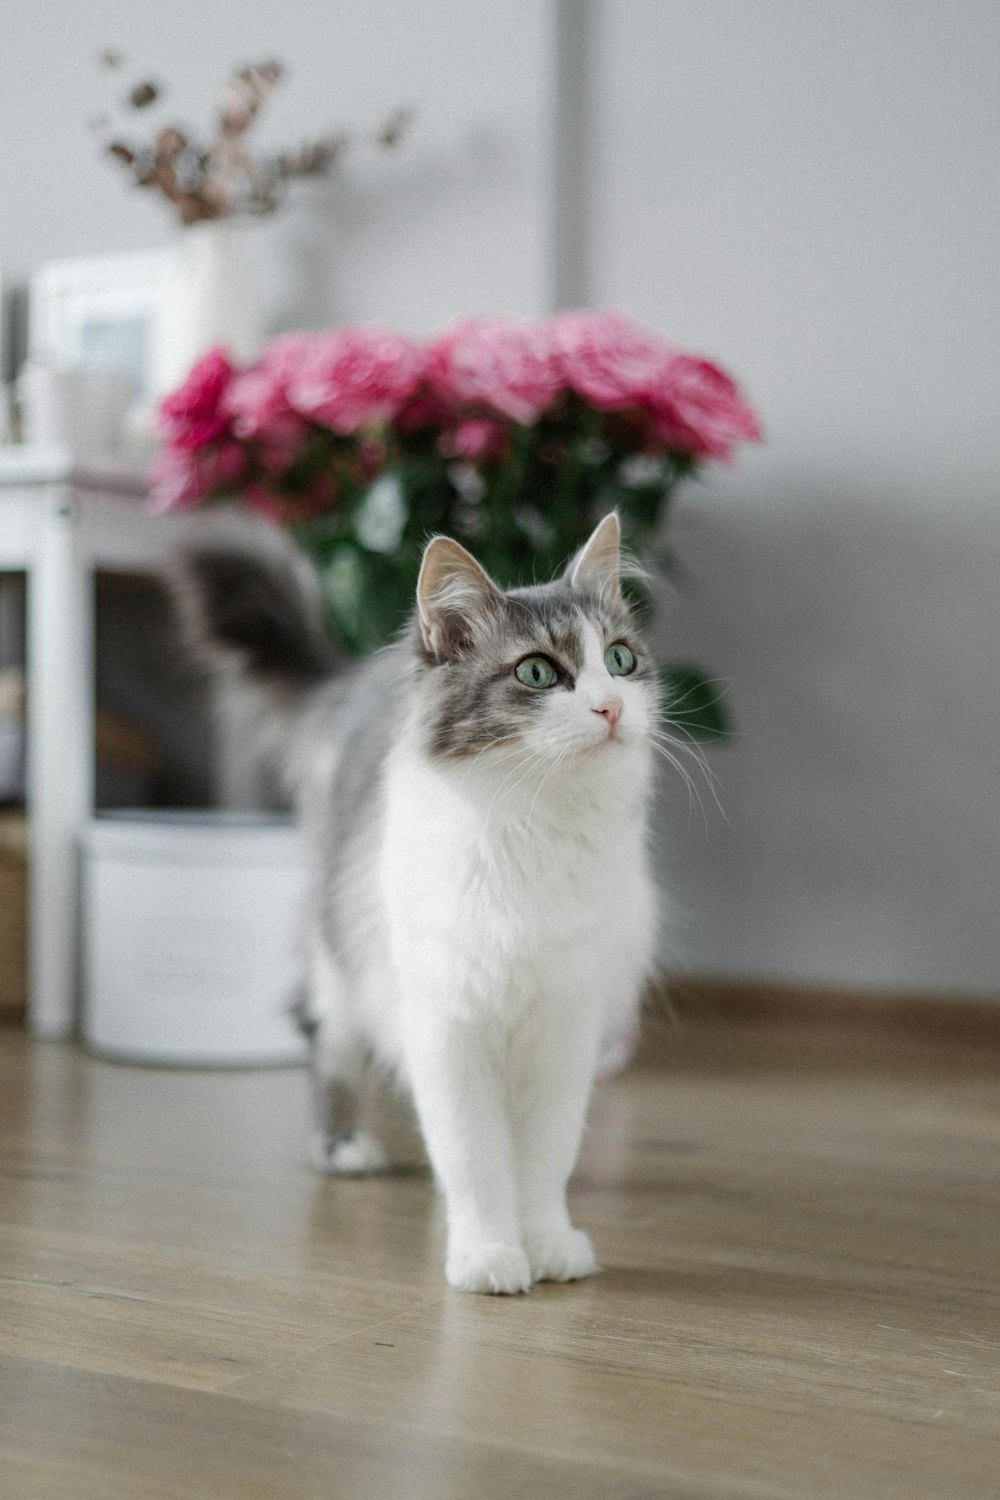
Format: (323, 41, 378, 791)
(605, 643, 636, 676)
(515, 656, 558, 689)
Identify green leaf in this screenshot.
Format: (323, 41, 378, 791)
(660, 666, 732, 743)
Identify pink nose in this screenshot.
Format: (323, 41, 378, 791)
(593, 695, 623, 729)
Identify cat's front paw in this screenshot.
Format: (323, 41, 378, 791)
(446, 1241, 531, 1295)
(525, 1227, 599, 1284)
(310, 1129, 388, 1176)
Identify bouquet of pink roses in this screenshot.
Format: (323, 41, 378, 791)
(153, 310, 760, 735)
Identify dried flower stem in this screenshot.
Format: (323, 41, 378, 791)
(93, 53, 413, 225)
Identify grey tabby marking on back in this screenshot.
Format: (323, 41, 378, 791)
(295, 649, 403, 958)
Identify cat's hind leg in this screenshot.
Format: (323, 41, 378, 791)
(307, 942, 387, 1176)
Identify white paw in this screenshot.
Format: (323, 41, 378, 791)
(310, 1129, 388, 1176)
(525, 1227, 599, 1283)
(446, 1241, 532, 1295)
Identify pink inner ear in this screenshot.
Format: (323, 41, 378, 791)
(425, 608, 475, 661)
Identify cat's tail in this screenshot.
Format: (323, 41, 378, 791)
(167, 511, 343, 797)
(167, 509, 339, 694)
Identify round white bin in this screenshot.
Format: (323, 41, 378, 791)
(81, 812, 309, 1066)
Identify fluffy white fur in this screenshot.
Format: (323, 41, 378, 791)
(176, 512, 661, 1294)
(304, 522, 658, 1294)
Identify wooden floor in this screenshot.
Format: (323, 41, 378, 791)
(1, 1017, 998, 1499)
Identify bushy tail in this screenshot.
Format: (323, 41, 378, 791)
(167, 510, 339, 693)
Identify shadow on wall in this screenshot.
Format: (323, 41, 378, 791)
(652, 479, 1000, 996)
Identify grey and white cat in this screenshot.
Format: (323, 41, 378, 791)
(173, 512, 659, 1293)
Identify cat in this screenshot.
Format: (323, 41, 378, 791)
(171, 511, 660, 1294)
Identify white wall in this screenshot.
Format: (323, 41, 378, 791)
(0, 0, 555, 330)
(587, 1, 1000, 994)
(2, 0, 999, 996)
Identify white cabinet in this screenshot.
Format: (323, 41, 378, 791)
(0, 447, 183, 1037)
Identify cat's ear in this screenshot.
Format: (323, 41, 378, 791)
(567, 512, 622, 603)
(417, 536, 501, 659)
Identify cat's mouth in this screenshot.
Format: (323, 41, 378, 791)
(521, 724, 628, 765)
(580, 724, 624, 756)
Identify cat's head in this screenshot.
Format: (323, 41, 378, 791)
(413, 514, 659, 771)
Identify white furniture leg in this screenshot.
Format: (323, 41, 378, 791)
(25, 484, 94, 1038)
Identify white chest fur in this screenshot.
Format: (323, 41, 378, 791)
(379, 733, 657, 1030)
(372, 727, 658, 1294)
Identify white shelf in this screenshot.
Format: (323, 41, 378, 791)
(0, 444, 150, 492)
(0, 445, 185, 1038)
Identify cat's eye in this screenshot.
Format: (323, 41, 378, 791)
(515, 656, 558, 689)
(605, 643, 636, 676)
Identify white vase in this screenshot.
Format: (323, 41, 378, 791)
(155, 219, 267, 394)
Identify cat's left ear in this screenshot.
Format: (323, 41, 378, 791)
(417, 536, 501, 659)
(566, 512, 622, 604)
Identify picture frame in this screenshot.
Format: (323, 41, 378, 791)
(28, 248, 176, 408)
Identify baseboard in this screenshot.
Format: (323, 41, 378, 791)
(642, 973, 1000, 1049)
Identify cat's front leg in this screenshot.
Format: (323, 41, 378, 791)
(403, 1017, 530, 1295)
(514, 1015, 602, 1285)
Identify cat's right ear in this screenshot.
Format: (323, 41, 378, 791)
(417, 536, 500, 660)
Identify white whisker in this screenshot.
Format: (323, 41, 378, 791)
(483, 747, 546, 830)
(525, 745, 572, 825)
(662, 675, 733, 713)
(456, 735, 530, 788)
(648, 727, 725, 798)
(646, 725, 730, 829)
(647, 737, 708, 829)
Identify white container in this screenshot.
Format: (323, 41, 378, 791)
(155, 220, 266, 394)
(81, 812, 309, 1066)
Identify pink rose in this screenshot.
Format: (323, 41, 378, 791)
(253, 416, 309, 477)
(222, 333, 314, 441)
(439, 416, 511, 464)
(426, 316, 562, 425)
(148, 448, 200, 512)
(551, 310, 671, 411)
(148, 438, 245, 513)
(649, 355, 761, 461)
(394, 389, 453, 433)
(241, 483, 286, 523)
(158, 346, 235, 450)
(287, 327, 425, 433)
(243, 474, 340, 524)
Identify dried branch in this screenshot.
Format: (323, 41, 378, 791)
(94, 52, 412, 225)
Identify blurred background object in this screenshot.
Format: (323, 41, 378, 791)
(89, 51, 412, 392)
(0, 667, 26, 804)
(0, 0, 998, 1017)
(0, 809, 27, 1020)
(152, 314, 759, 741)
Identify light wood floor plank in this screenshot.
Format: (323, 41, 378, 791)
(1, 1022, 998, 1498)
(0, 1355, 675, 1500)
